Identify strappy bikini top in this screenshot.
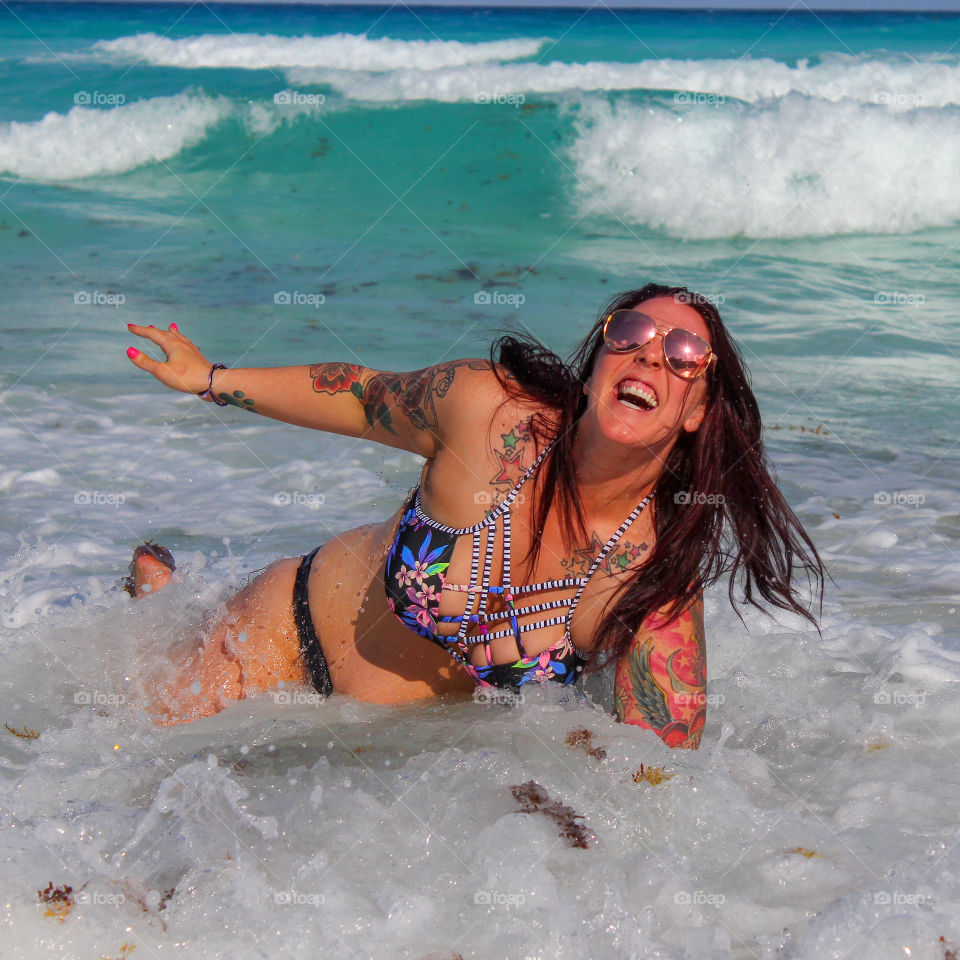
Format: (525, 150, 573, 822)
(383, 440, 651, 688)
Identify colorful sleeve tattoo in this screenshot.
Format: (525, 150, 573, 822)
(613, 595, 706, 749)
(309, 360, 488, 436)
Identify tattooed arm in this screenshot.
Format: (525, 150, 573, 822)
(218, 359, 494, 456)
(613, 594, 706, 749)
(125, 324, 495, 457)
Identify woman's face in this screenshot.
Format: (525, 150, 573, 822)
(582, 296, 712, 454)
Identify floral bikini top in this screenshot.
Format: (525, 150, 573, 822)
(384, 440, 651, 689)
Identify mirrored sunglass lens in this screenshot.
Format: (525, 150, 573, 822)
(605, 312, 657, 352)
(663, 329, 710, 376)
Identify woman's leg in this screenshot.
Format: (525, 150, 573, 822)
(145, 555, 310, 724)
(129, 510, 473, 723)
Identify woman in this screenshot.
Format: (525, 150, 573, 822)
(125, 283, 823, 747)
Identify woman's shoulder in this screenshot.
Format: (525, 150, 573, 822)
(426, 360, 560, 484)
(432, 359, 548, 434)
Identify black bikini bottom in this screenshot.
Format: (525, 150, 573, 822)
(293, 545, 333, 697)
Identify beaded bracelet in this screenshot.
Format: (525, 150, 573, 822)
(197, 363, 228, 406)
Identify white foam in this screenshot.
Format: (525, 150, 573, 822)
(2, 379, 960, 957)
(0, 92, 231, 181)
(569, 95, 960, 238)
(89, 31, 546, 72)
(290, 51, 960, 107)
(0, 90, 337, 181)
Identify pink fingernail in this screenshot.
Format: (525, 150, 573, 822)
(127, 347, 140, 359)
(171, 323, 178, 331)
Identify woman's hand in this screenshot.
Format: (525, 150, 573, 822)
(126, 323, 214, 396)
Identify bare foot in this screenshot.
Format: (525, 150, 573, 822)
(122, 542, 176, 599)
(133, 552, 173, 598)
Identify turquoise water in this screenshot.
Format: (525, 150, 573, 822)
(2, 5, 960, 959)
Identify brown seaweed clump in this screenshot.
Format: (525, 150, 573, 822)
(564, 728, 607, 761)
(37, 882, 74, 921)
(511, 781, 592, 849)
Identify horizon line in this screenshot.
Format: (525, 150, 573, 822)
(11, 0, 959, 11)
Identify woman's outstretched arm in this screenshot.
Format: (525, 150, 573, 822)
(612, 594, 707, 749)
(126, 322, 492, 458)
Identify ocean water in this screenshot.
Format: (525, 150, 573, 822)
(2, 3, 960, 958)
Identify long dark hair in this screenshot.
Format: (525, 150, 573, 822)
(490, 283, 824, 667)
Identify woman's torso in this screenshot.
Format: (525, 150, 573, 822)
(306, 376, 656, 703)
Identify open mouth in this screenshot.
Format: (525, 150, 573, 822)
(616, 379, 658, 411)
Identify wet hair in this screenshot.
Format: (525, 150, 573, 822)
(490, 282, 825, 668)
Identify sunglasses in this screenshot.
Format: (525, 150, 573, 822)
(602, 310, 715, 380)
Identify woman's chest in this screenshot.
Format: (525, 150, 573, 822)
(402, 490, 653, 654)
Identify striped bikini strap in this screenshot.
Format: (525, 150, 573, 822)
(498, 437, 557, 512)
(500, 437, 558, 656)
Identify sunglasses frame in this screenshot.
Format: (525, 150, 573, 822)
(601, 310, 715, 380)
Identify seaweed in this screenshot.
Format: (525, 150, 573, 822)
(564, 727, 607, 761)
(511, 780, 591, 849)
(101, 944, 135, 960)
(6, 722, 40, 740)
(768, 423, 830, 435)
(37, 882, 75, 921)
(632, 764, 674, 786)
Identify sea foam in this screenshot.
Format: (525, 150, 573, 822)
(289, 50, 960, 107)
(81, 34, 960, 112)
(0, 91, 332, 181)
(88, 31, 547, 71)
(0, 93, 231, 181)
(569, 95, 960, 238)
